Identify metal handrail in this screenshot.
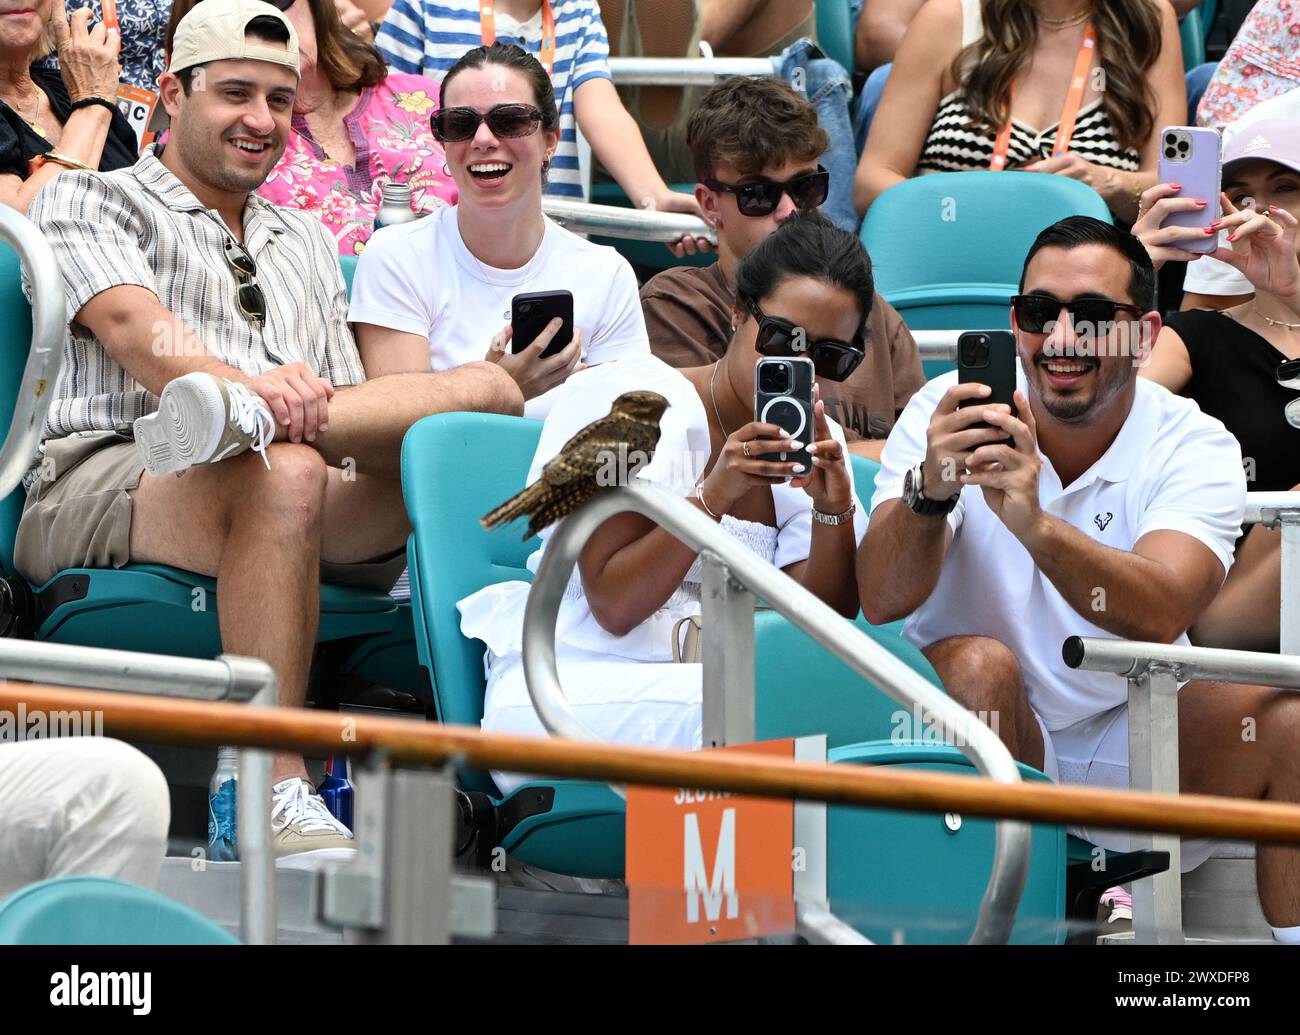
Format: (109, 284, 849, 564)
(542, 198, 715, 245)
(608, 57, 775, 85)
(520, 481, 1031, 945)
(913, 331, 960, 363)
(0, 205, 65, 498)
(1064, 635, 1300, 687)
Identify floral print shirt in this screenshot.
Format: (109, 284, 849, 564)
(1197, 0, 1300, 131)
(258, 73, 458, 256)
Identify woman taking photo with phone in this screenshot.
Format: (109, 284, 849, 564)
(458, 210, 869, 788)
(350, 42, 648, 415)
(1135, 120, 1300, 652)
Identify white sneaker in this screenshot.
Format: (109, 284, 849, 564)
(133, 372, 274, 476)
(270, 778, 356, 864)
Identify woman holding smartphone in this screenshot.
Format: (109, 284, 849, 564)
(350, 42, 648, 416)
(1135, 120, 1300, 652)
(459, 210, 869, 788)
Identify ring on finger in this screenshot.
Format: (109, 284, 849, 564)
(742, 441, 751, 458)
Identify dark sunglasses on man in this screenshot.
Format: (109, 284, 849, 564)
(703, 166, 830, 218)
(431, 103, 544, 143)
(223, 236, 267, 325)
(1011, 293, 1144, 336)
(743, 297, 864, 382)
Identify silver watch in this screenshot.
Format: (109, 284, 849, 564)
(811, 501, 857, 526)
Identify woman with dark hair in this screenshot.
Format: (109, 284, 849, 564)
(165, 0, 456, 254)
(458, 209, 869, 782)
(350, 43, 648, 414)
(853, 0, 1186, 222)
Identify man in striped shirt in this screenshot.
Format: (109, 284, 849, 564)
(376, 0, 705, 229)
(16, 0, 521, 860)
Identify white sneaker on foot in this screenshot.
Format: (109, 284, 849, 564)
(133, 371, 273, 476)
(270, 778, 356, 864)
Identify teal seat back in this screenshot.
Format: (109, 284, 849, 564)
(401, 412, 542, 729)
(1179, 1, 1217, 71)
(862, 172, 1112, 300)
(0, 877, 239, 944)
(339, 253, 358, 296)
(814, 0, 855, 75)
(0, 243, 33, 575)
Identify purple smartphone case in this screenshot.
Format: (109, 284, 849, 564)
(1157, 126, 1222, 255)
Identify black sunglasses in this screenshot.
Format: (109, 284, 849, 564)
(431, 103, 544, 143)
(703, 166, 830, 217)
(1276, 360, 1300, 429)
(1012, 293, 1144, 336)
(223, 237, 266, 326)
(744, 298, 864, 382)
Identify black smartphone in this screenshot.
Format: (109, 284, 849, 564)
(957, 330, 1018, 441)
(755, 356, 815, 475)
(511, 290, 574, 358)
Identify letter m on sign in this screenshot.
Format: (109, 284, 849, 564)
(684, 808, 738, 923)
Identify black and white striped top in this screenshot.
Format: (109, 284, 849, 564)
(916, 93, 1140, 174)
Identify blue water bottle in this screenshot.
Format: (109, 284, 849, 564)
(207, 746, 239, 861)
(319, 753, 353, 829)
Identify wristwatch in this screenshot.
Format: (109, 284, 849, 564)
(811, 501, 856, 526)
(903, 462, 959, 517)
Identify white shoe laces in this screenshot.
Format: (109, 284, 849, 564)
(225, 380, 274, 469)
(271, 779, 353, 837)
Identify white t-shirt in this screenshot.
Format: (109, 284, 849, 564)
(870, 368, 1246, 730)
(347, 207, 649, 416)
(1184, 87, 1300, 297)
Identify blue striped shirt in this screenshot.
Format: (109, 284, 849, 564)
(375, 0, 612, 198)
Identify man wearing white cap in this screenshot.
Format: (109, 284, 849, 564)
(18, 0, 522, 860)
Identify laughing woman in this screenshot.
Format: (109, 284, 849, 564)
(349, 42, 648, 416)
(458, 210, 870, 791)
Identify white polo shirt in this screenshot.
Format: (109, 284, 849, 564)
(871, 368, 1247, 730)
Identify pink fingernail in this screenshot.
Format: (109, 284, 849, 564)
(1227, 232, 1238, 242)
(1169, 183, 1182, 190)
(1204, 226, 1217, 235)
(1194, 199, 1208, 206)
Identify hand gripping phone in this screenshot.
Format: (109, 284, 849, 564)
(755, 356, 815, 474)
(511, 290, 574, 358)
(1157, 125, 1222, 255)
(958, 331, 1018, 443)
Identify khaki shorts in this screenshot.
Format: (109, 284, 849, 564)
(15, 432, 406, 592)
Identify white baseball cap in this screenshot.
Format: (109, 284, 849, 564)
(1222, 119, 1300, 178)
(169, 0, 300, 76)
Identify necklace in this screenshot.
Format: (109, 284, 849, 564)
(4, 90, 46, 138)
(1037, 8, 1090, 30)
(707, 361, 734, 440)
(1260, 311, 1300, 330)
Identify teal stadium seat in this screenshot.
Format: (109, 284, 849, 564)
(860, 171, 1112, 378)
(0, 877, 238, 944)
(813, 0, 856, 77)
(1179, 1, 1218, 71)
(0, 244, 420, 702)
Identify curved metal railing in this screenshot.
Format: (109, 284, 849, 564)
(519, 480, 1032, 945)
(542, 197, 716, 246)
(0, 205, 66, 498)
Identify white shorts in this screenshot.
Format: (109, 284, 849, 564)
(1036, 704, 1221, 872)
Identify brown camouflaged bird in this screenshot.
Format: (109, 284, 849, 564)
(481, 391, 671, 540)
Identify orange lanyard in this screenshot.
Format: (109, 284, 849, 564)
(480, 1, 556, 75)
(990, 23, 1097, 171)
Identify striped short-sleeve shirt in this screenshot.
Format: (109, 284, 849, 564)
(375, 0, 612, 198)
(27, 145, 365, 447)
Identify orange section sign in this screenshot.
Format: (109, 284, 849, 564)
(626, 738, 796, 944)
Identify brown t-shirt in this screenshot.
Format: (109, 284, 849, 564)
(640, 262, 925, 441)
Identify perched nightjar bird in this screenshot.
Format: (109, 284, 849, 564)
(481, 391, 670, 540)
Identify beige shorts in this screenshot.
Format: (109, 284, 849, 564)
(15, 431, 406, 592)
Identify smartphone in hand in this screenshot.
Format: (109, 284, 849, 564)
(958, 331, 1018, 444)
(1157, 126, 1222, 255)
(511, 290, 574, 358)
(755, 356, 815, 475)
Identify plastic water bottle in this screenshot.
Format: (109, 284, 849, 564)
(374, 183, 417, 232)
(207, 746, 239, 862)
(319, 753, 353, 829)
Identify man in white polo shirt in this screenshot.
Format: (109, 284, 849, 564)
(859, 216, 1300, 944)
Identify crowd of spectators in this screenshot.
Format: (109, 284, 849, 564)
(2, 0, 1299, 944)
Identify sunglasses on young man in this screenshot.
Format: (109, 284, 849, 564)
(223, 236, 266, 325)
(430, 104, 544, 143)
(703, 166, 830, 218)
(744, 298, 864, 382)
(1011, 294, 1145, 336)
